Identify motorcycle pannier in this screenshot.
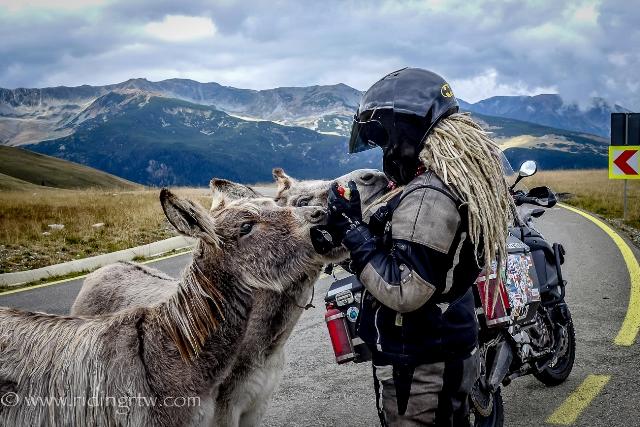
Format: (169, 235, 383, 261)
(475, 236, 541, 327)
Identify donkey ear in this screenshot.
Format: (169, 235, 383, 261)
(160, 189, 220, 247)
(272, 168, 293, 192)
(209, 178, 261, 211)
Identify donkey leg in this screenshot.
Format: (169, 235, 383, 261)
(238, 349, 285, 427)
(213, 402, 242, 427)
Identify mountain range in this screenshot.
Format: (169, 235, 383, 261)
(459, 95, 629, 138)
(23, 91, 380, 185)
(0, 78, 359, 144)
(0, 78, 620, 185)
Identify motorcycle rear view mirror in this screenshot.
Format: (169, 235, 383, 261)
(510, 160, 538, 190)
(519, 160, 537, 177)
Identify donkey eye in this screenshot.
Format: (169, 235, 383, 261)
(296, 197, 312, 207)
(239, 222, 254, 236)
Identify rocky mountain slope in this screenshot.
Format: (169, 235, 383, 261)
(25, 92, 379, 185)
(474, 112, 608, 171)
(461, 94, 629, 137)
(0, 78, 360, 145)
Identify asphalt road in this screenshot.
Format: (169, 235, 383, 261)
(1, 206, 639, 426)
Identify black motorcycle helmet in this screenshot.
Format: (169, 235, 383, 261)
(349, 67, 459, 184)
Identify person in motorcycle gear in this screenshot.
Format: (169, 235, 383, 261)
(326, 68, 515, 426)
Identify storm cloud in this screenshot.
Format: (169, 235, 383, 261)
(0, 0, 638, 109)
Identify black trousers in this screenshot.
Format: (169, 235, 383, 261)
(372, 350, 479, 426)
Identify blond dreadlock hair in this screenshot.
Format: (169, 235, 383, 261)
(418, 112, 516, 273)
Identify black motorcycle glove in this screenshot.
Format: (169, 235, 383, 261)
(342, 223, 378, 274)
(310, 225, 340, 254)
(310, 181, 363, 254)
(327, 180, 363, 243)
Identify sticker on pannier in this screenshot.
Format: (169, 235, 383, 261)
(504, 253, 540, 322)
(475, 252, 541, 327)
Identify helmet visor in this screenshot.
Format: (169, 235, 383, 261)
(348, 115, 389, 154)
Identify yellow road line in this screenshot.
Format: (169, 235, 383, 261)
(560, 203, 640, 346)
(0, 248, 193, 296)
(546, 374, 610, 425)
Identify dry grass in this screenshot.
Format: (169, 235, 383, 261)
(526, 169, 640, 229)
(1, 170, 637, 273)
(0, 188, 210, 273)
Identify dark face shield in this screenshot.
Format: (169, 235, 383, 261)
(348, 115, 389, 154)
(381, 115, 426, 184)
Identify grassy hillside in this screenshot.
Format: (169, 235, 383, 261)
(0, 146, 141, 190)
(1, 169, 637, 274)
(470, 113, 609, 171)
(528, 169, 639, 230)
(0, 172, 56, 191)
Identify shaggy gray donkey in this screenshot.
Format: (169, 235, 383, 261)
(272, 168, 389, 213)
(71, 169, 389, 427)
(0, 189, 329, 427)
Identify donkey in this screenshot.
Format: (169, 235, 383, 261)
(71, 169, 389, 427)
(211, 169, 388, 426)
(0, 189, 329, 427)
(272, 167, 389, 214)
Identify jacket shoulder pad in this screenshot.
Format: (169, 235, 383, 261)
(391, 173, 461, 253)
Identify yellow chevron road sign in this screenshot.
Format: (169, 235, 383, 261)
(609, 146, 640, 179)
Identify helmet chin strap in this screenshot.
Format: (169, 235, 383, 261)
(384, 156, 422, 185)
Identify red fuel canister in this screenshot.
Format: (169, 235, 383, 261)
(324, 306, 355, 364)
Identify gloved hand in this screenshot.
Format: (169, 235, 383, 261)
(310, 225, 339, 254)
(327, 180, 362, 243)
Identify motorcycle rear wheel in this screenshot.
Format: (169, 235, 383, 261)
(472, 388, 504, 427)
(533, 315, 576, 386)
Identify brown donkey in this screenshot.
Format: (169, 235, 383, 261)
(0, 189, 329, 426)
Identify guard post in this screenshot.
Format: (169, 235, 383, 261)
(610, 113, 640, 220)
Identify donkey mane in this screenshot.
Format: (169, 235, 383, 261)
(0, 253, 251, 426)
(155, 260, 231, 360)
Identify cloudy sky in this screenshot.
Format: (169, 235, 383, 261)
(1, 0, 638, 109)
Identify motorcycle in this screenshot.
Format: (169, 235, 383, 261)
(323, 159, 574, 427)
(471, 160, 574, 427)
